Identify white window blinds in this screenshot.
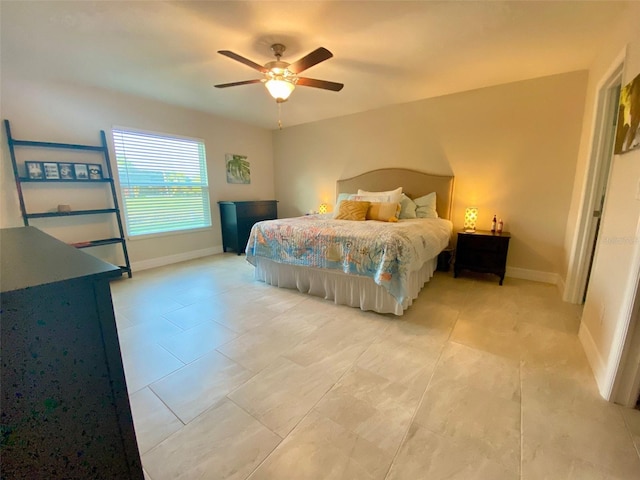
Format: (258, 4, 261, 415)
(112, 128, 211, 237)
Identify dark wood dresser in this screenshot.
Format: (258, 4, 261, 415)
(454, 230, 511, 285)
(218, 200, 278, 254)
(0, 227, 143, 479)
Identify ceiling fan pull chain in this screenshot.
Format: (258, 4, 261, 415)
(278, 102, 283, 130)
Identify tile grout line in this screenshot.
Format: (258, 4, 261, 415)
(236, 367, 346, 480)
(517, 281, 524, 479)
(240, 318, 388, 479)
(225, 395, 285, 442)
(382, 340, 448, 480)
(140, 365, 265, 464)
(144, 386, 187, 429)
(619, 406, 640, 461)
(124, 343, 186, 397)
(402, 282, 466, 472)
(224, 394, 285, 480)
(519, 358, 524, 480)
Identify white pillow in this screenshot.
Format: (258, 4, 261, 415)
(335, 192, 351, 207)
(399, 193, 417, 219)
(350, 194, 392, 203)
(357, 187, 402, 205)
(414, 192, 438, 218)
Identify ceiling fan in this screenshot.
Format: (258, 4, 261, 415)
(214, 44, 344, 103)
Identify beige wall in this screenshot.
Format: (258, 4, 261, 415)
(273, 71, 588, 279)
(575, 14, 640, 398)
(562, 2, 640, 291)
(561, 2, 640, 399)
(0, 75, 274, 268)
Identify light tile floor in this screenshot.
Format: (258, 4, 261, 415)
(110, 254, 640, 480)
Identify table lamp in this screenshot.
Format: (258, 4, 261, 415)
(464, 207, 478, 232)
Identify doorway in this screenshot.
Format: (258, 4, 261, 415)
(582, 82, 622, 302)
(564, 61, 624, 304)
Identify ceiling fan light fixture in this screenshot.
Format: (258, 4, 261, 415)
(265, 78, 295, 102)
(215, 44, 343, 104)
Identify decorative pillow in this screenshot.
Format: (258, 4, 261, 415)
(352, 194, 401, 218)
(357, 187, 402, 205)
(414, 192, 438, 218)
(334, 200, 371, 221)
(366, 202, 399, 222)
(399, 193, 417, 219)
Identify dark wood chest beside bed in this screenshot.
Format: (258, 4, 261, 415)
(0, 226, 143, 478)
(219, 200, 278, 254)
(454, 230, 511, 285)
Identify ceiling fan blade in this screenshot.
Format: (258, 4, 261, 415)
(218, 50, 267, 73)
(287, 47, 333, 74)
(296, 77, 344, 92)
(214, 79, 263, 88)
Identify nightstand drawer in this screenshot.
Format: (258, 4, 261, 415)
(458, 234, 508, 254)
(454, 230, 511, 285)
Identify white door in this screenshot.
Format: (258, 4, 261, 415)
(582, 82, 622, 301)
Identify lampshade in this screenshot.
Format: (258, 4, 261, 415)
(265, 79, 295, 102)
(318, 203, 328, 214)
(464, 207, 478, 232)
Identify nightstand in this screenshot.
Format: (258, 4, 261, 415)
(454, 230, 510, 285)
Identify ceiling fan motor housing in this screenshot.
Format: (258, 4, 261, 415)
(270, 43, 287, 59)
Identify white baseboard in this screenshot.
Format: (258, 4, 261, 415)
(578, 322, 609, 399)
(556, 274, 567, 298)
(505, 266, 559, 285)
(131, 245, 223, 272)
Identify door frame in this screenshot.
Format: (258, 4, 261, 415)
(563, 51, 625, 304)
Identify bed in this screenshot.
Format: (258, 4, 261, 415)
(245, 168, 455, 315)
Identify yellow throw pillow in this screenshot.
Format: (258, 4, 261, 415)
(366, 201, 400, 222)
(334, 200, 371, 220)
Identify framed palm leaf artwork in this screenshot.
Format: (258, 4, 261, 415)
(614, 72, 640, 154)
(225, 154, 250, 184)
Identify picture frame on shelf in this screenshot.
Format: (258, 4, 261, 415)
(43, 162, 60, 180)
(58, 163, 75, 180)
(88, 164, 103, 180)
(74, 163, 89, 180)
(25, 161, 44, 180)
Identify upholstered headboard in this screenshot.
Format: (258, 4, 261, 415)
(336, 168, 455, 220)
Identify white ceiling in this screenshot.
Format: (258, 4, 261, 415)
(0, 1, 633, 130)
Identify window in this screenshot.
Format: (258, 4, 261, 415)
(112, 128, 211, 237)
